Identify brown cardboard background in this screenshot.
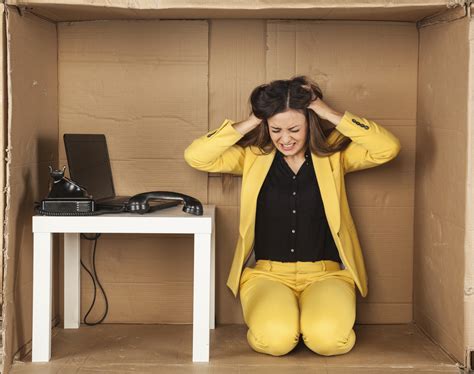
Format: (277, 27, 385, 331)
(3, 7, 59, 374)
(414, 14, 469, 364)
(465, 3, 474, 361)
(208, 19, 267, 324)
(54, 18, 416, 325)
(1, 1, 473, 372)
(57, 20, 209, 323)
(7, 0, 450, 22)
(0, 4, 5, 310)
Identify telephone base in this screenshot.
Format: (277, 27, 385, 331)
(40, 198, 95, 214)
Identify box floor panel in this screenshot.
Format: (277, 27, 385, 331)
(9, 324, 461, 373)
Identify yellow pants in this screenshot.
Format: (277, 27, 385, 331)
(239, 259, 356, 357)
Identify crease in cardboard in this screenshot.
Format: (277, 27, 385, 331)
(418, 3, 468, 28)
(65, 111, 197, 125)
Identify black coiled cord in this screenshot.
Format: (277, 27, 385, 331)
(34, 203, 126, 216)
(80, 233, 108, 326)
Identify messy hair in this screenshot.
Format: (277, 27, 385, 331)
(221, 75, 352, 189)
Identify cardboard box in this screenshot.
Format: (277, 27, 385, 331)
(1, 0, 473, 373)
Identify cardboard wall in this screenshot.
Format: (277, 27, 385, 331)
(466, 3, 474, 362)
(208, 20, 266, 323)
(3, 7, 59, 371)
(414, 14, 469, 364)
(6, 0, 450, 22)
(0, 4, 6, 307)
(55, 18, 416, 325)
(3, 3, 473, 370)
(57, 20, 209, 323)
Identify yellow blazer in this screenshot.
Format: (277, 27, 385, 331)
(184, 111, 401, 298)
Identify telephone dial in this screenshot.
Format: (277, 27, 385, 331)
(35, 166, 203, 216)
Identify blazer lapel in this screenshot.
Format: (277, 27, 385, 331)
(311, 152, 341, 234)
(240, 147, 275, 240)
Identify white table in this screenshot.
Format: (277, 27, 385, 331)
(32, 204, 215, 363)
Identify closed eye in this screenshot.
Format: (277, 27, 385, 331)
(271, 130, 299, 133)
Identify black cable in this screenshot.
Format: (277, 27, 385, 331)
(80, 233, 109, 326)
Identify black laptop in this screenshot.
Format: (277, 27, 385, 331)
(63, 134, 180, 211)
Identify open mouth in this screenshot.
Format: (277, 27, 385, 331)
(281, 143, 296, 151)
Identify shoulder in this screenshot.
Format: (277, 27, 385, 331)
(245, 145, 271, 156)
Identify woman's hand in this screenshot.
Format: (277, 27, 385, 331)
(308, 97, 344, 127)
(247, 112, 261, 128)
(232, 112, 262, 136)
(308, 97, 335, 120)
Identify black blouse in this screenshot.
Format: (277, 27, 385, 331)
(254, 147, 342, 263)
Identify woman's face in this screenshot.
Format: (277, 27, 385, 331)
(267, 109, 308, 158)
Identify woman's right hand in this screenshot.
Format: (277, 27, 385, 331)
(232, 113, 262, 136)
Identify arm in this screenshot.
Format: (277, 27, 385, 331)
(309, 98, 401, 174)
(183, 115, 260, 175)
(335, 111, 401, 174)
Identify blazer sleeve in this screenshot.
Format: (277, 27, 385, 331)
(183, 118, 246, 175)
(335, 111, 401, 174)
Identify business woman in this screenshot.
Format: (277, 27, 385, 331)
(184, 75, 401, 357)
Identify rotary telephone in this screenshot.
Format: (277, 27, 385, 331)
(35, 166, 203, 216)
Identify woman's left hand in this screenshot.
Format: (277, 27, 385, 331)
(308, 97, 334, 121)
(308, 96, 344, 126)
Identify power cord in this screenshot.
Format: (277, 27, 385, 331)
(80, 233, 109, 326)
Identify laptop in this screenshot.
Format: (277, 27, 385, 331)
(63, 134, 180, 212)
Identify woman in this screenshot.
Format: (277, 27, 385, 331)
(184, 76, 401, 357)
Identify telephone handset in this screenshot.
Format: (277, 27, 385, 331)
(126, 191, 203, 215)
(35, 166, 203, 216)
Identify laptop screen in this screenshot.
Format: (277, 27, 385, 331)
(63, 134, 115, 201)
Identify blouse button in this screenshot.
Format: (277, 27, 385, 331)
(291, 229, 295, 234)
(292, 175, 296, 179)
(292, 191, 296, 196)
(290, 248, 295, 253)
(292, 210, 296, 214)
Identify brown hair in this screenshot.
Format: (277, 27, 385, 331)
(221, 75, 352, 189)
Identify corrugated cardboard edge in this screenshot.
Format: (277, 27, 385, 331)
(465, 4, 474, 371)
(4, 0, 458, 10)
(0, 0, 5, 367)
(0, 6, 59, 373)
(2, 5, 12, 374)
(0, 3, 5, 305)
(0, 0, 461, 24)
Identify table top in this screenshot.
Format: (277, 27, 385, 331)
(33, 204, 215, 234)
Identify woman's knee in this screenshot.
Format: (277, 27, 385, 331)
(301, 320, 356, 356)
(247, 321, 300, 356)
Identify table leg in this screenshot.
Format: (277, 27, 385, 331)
(64, 233, 81, 329)
(193, 233, 211, 362)
(32, 232, 53, 362)
(210, 219, 215, 330)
